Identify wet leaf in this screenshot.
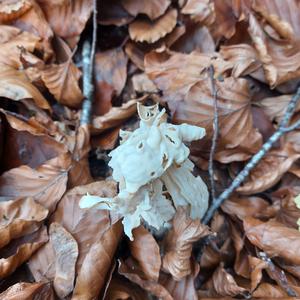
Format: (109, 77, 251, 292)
(50, 222, 78, 299)
(129, 225, 161, 281)
(163, 207, 210, 281)
(129, 9, 178, 43)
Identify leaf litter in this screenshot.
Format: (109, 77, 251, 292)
(1, 0, 300, 299)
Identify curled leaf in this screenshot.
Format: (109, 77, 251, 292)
(0, 0, 32, 23)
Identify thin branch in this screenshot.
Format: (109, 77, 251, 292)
(258, 252, 297, 297)
(80, 0, 97, 125)
(208, 65, 218, 202)
(202, 86, 300, 225)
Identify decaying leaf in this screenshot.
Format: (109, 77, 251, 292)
(129, 9, 178, 43)
(162, 207, 210, 281)
(50, 222, 78, 299)
(129, 225, 161, 281)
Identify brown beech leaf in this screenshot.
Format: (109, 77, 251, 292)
(212, 264, 247, 297)
(95, 47, 128, 99)
(0, 66, 50, 109)
(104, 276, 150, 300)
(0, 25, 40, 69)
(91, 127, 120, 150)
(132, 73, 158, 94)
(0, 225, 48, 279)
(145, 50, 262, 163)
(244, 217, 300, 265)
(220, 44, 261, 78)
(252, 0, 300, 40)
(0, 198, 48, 249)
(121, 0, 170, 20)
(248, 256, 268, 292)
(129, 9, 177, 43)
(162, 207, 210, 281)
(221, 196, 270, 220)
(50, 222, 78, 299)
(1, 109, 67, 170)
(0, 154, 70, 212)
(72, 221, 123, 300)
(248, 13, 300, 87)
(39, 0, 92, 48)
(0, 0, 32, 23)
(91, 98, 141, 134)
(41, 39, 83, 108)
(237, 143, 300, 194)
(12, 0, 54, 59)
(257, 94, 300, 124)
(181, 0, 214, 25)
(118, 258, 173, 300)
(252, 282, 288, 298)
(0, 282, 54, 300)
(129, 225, 161, 281)
(28, 181, 116, 282)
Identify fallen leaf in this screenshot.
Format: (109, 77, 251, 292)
(162, 207, 210, 281)
(248, 256, 268, 292)
(0, 198, 48, 249)
(252, 282, 288, 298)
(28, 181, 116, 282)
(212, 264, 247, 297)
(121, 0, 170, 20)
(39, 0, 93, 48)
(131, 72, 158, 94)
(91, 127, 120, 150)
(41, 55, 83, 108)
(0, 282, 54, 300)
(182, 0, 214, 25)
(0, 66, 50, 109)
(0, 154, 70, 212)
(237, 143, 300, 194)
(129, 9, 178, 43)
(50, 222, 78, 299)
(72, 221, 123, 300)
(0, 225, 48, 279)
(129, 225, 161, 281)
(0, 0, 32, 23)
(118, 258, 173, 300)
(91, 98, 141, 134)
(244, 217, 300, 265)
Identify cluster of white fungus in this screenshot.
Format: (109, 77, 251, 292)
(80, 103, 209, 240)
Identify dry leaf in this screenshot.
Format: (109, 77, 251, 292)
(162, 207, 210, 281)
(0, 282, 54, 300)
(0, 66, 50, 109)
(252, 282, 288, 298)
(50, 222, 78, 299)
(0, 154, 70, 212)
(0, 198, 48, 249)
(0, 0, 32, 23)
(118, 258, 173, 300)
(129, 9, 178, 43)
(28, 181, 115, 282)
(248, 256, 268, 292)
(129, 225, 161, 281)
(121, 0, 170, 20)
(182, 0, 214, 25)
(72, 221, 123, 300)
(39, 0, 92, 48)
(244, 217, 300, 265)
(237, 143, 300, 194)
(0, 226, 48, 279)
(212, 264, 247, 297)
(41, 60, 83, 108)
(91, 98, 141, 134)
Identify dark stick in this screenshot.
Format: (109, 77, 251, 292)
(202, 86, 300, 225)
(80, 0, 97, 125)
(208, 65, 219, 202)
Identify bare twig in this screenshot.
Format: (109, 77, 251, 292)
(208, 65, 218, 202)
(80, 0, 97, 125)
(202, 86, 300, 225)
(258, 252, 297, 297)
